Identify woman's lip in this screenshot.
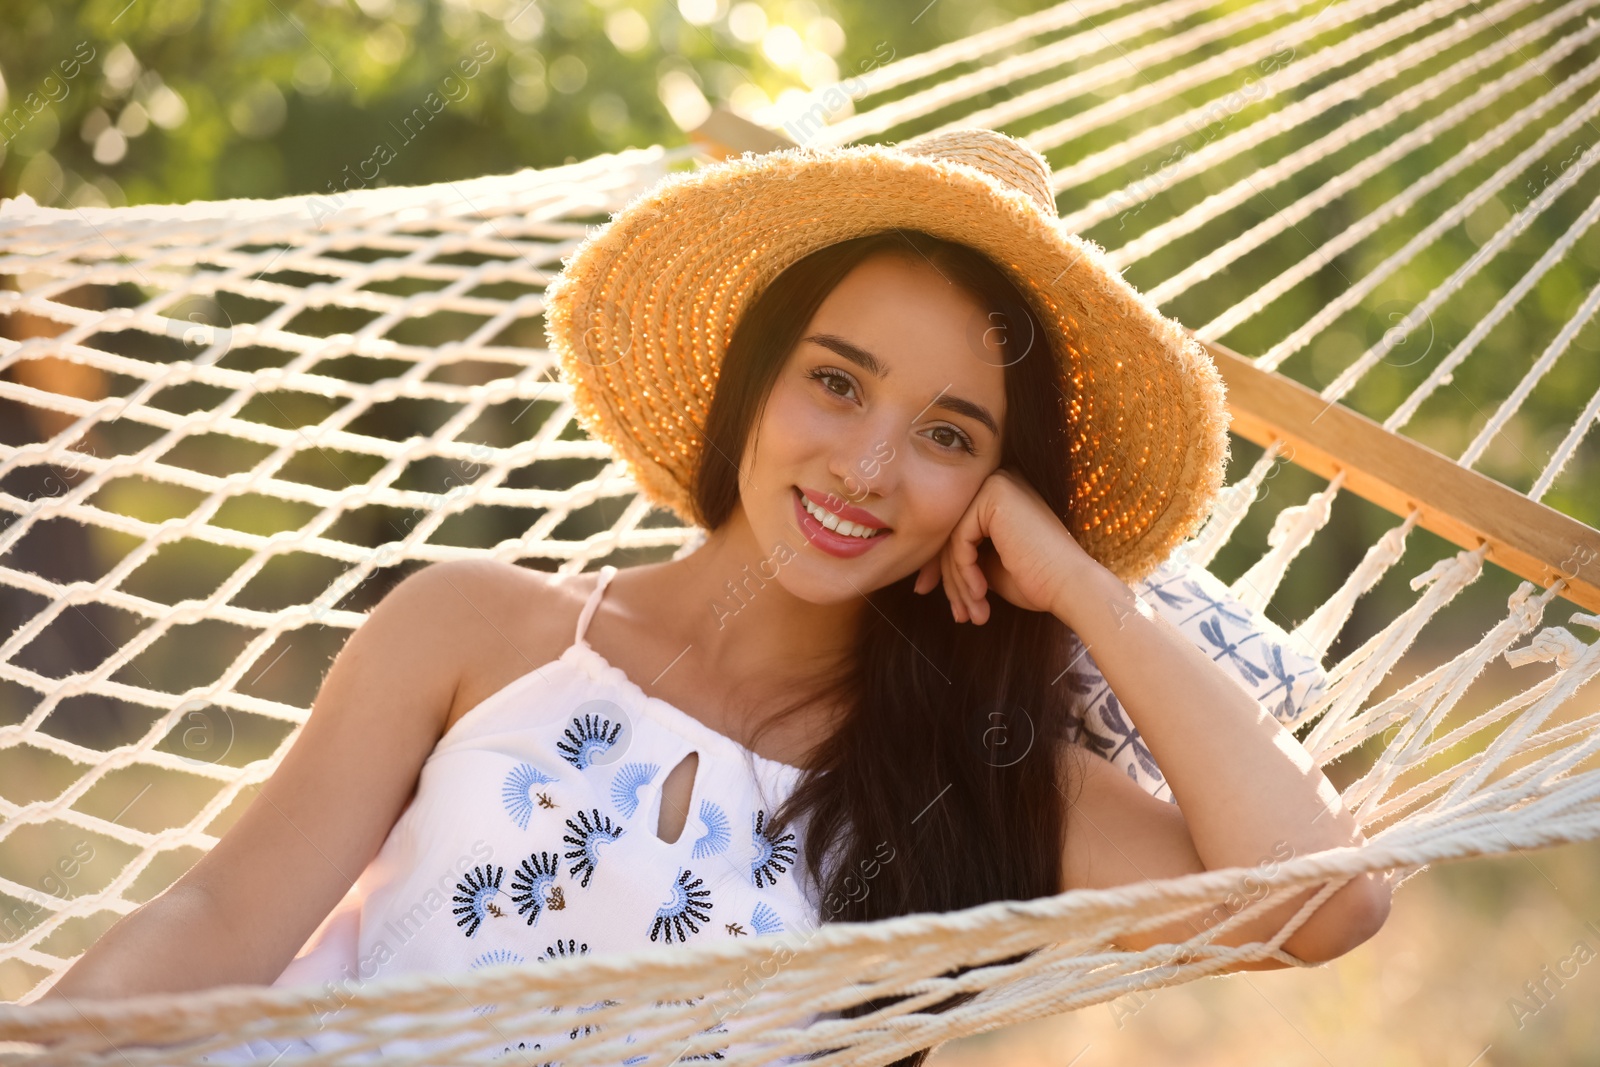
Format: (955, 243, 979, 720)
(797, 485, 890, 531)
(792, 487, 892, 558)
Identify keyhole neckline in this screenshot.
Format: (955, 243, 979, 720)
(653, 749, 699, 846)
(565, 565, 807, 776)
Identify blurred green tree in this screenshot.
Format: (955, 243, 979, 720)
(0, 0, 1054, 207)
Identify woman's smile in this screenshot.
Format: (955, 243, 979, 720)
(792, 485, 894, 559)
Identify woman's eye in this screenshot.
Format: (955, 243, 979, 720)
(807, 366, 857, 400)
(929, 425, 977, 455)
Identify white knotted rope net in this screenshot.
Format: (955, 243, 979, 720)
(4, 0, 1600, 1062)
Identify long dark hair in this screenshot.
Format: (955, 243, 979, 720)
(692, 230, 1081, 1063)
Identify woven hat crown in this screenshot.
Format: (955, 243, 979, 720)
(897, 128, 1058, 215)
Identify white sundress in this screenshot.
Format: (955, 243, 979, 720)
(201, 563, 823, 1064)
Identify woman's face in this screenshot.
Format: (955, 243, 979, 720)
(739, 250, 1009, 600)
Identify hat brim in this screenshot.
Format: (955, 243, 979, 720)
(544, 143, 1230, 584)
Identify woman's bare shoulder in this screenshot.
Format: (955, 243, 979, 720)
(392, 560, 591, 734)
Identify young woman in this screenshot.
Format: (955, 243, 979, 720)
(41, 130, 1391, 1064)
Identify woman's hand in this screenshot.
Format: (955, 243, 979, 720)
(911, 467, 1098, 623)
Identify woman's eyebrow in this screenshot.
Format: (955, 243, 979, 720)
(805, 332, 886, 378)
(803, 332, 999, 437)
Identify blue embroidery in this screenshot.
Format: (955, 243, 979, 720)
(610, 761, 660, 819)
(502, 762, 559, 830)
(1065, 554, 1332, 805)
(451, 864, 505, 938)
(509, 850, 562, 927)
(472, 948, 526, 968)
(1258, 642, 1318, 722)
(690, 799, 731, 858)
(563, 807, 624, 888)
(557, 713, 623, 770)
(1177, 578, 1254, 628)
(1199, 617, 1270, 683)
(650, 866, 713, 942)
(751, 900, 784, 935)
(750, 810, 797, 889)
(467, 949, 526, 1015)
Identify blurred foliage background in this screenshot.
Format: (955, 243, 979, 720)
(0, 0, 1041, 206)
(4, 0, 1600, 1062)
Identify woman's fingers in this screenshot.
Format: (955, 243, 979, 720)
(941, 550, 959, 620)
(942, 548, 969, 622)
(954, 501, 991, 605)
(949, 520, 992, 623)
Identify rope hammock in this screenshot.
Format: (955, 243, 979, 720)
(5, 0, 1600, 1061)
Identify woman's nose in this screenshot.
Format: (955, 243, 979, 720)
(829, 426, 898, 503)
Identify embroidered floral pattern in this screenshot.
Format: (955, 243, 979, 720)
(750, 810, 797, 889)
(750, 900, 784, 936)
(610, 761, 660, 819)
(452, 864, 505, 938)
(502, 762, 560, 830)
(510, 850, 562, 927)
(543, 937, 589, 960)
(467, 949, 526, 1015)
(562, 807, 624, 888)
(650, 866, 713, 943)
(493, 1039, 553, 1065)
(557, 712, 623, 770)
(690, 799, 730, 858)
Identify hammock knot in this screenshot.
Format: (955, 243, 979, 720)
(1263, 498, 1316, 547)
(1374, 519, 1413, 561)
(1505, 625, 1590, 669)
(169, 601, 208, 627)
(1503, 580, 1559, 633)
(1507, 579, 1539, 614)
(1408, 546, 1483, 593)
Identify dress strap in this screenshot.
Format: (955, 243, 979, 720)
(573, 564, 619, 646)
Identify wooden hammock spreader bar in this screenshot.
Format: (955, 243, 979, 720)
(688, 107, 1600, 613)
(689, 105, 801, 157)
(1204, 338, 1600, 613)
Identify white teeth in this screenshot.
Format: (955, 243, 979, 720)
(800, 492, 882, 539)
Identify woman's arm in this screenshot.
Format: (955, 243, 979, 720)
(923, 466, 1388, 966)
(1053, 562, 1391, 967)
(36, 559, 514, 1001)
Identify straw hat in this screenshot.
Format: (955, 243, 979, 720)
(543, 127, 1230, 584)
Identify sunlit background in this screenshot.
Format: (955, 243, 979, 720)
(3, 1, 1600, 1063)
(0, 0, 1039, 207)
